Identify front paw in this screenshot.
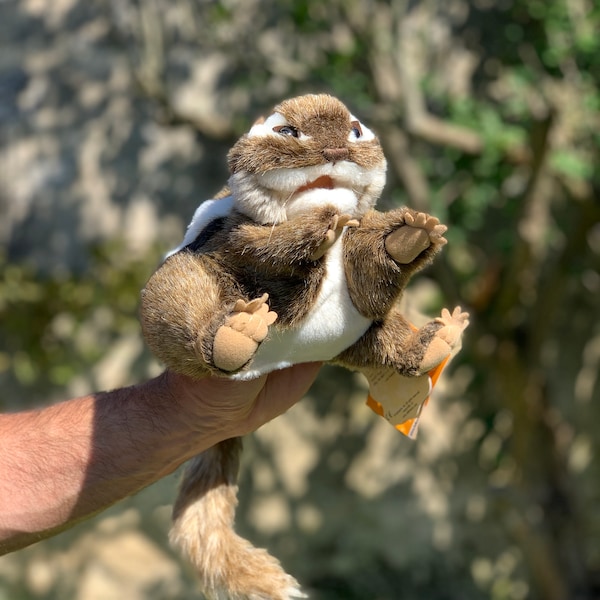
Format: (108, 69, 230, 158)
(310, 213, 359, 260)
(385, 210, 448, 264)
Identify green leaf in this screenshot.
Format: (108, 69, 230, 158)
(550, 149, 594, 181)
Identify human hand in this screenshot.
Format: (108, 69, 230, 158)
(162, 362, 322, 441)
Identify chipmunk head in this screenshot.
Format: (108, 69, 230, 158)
(227, 94, 387, 224)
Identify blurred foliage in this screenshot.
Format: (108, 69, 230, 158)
(0, 243, 162, 408)
(1, 0, 600, 598)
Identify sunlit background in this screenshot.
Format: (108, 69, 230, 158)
(1, 0, 599, 598)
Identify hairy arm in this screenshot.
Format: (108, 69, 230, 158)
(0, 364, 320, 555)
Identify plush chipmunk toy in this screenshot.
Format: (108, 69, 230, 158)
(140, 94, 469, 599)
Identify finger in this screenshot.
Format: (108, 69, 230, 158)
(249, 362, 322, 428)
(453, 306, 464, 319)
(256, 303, 278, 325)
(246, 317, 269, 341)
(255, 303, 270, 317)
(414, 213, 427, 227)
(233, 299, 247, 312)
(246, 294, 269, 313)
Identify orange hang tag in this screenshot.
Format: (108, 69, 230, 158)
(363, 357, 449, 439)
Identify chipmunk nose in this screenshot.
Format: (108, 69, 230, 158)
(323, 147, 350, 163)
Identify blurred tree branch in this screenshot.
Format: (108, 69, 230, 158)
(396, 23, 484, 156)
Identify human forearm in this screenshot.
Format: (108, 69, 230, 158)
(0, 400, 93, 552)
(0, 363, 320, 555)
(0, 374, 222, 554)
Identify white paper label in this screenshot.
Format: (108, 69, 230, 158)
(362, 367, 432, 429)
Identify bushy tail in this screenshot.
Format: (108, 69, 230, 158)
(170, 438, 306, 600)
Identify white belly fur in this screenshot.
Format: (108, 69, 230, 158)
(232, 235, 372, 380)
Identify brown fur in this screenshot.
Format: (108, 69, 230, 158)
(228, 96, 384, 176)
(170, 439, 302, 600)
(141, 207, 342, 379)
(140, 94, 466, 599)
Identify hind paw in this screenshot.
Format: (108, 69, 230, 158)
(212, 293, 277, 372)
(419, 306, 470, 372)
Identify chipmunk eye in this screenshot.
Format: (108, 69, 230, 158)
(273, 125, 300, 138)
(350, 121, 363, 139)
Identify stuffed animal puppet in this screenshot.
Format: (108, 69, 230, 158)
(140, 93, 469, 599)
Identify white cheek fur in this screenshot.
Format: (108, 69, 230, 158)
(285, 188, 359, 219)
(258, 161, 369, 193)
